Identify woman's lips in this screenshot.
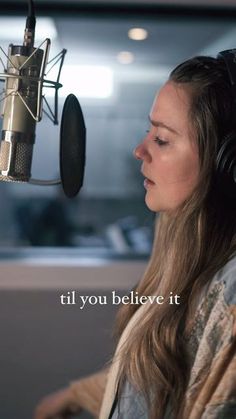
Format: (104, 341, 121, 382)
(144, 177, 155, 189)
(141, 170, 156, 188)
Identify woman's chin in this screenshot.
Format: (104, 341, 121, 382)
(145, 194, 161, 212)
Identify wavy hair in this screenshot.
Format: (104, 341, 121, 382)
(114, 56, 236, 418)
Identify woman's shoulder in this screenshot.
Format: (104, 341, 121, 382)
(186, 254, 236, 366)
(194, 254, 236, 316)
(212, 254, 236, 306)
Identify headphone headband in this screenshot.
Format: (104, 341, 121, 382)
(217, 49, 236, 101)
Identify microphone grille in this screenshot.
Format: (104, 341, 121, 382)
(0, 141, 10, 171)
(0, 140, 33, 181)
(15, 142, 33, 175)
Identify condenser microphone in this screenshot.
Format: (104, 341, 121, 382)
(0, 1, 47, 183)
(0, 46, 45, 183)
(0, 0, 86, 198)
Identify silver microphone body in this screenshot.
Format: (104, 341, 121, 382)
(0, 2, 68, 190)
(0, 44, 44, 182)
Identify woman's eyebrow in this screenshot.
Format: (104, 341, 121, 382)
(148, 116, 180, 135)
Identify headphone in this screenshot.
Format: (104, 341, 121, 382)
(215, 49, 236, 201)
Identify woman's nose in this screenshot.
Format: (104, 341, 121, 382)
(133, 141, 150, 161)
(133, 143, 142, 160)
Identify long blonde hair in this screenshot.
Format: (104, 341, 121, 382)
(115, 56, 236, 418)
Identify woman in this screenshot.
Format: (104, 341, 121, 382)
(34, 53, 236, 419)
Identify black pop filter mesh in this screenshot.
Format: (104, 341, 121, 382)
(60, 94, 86, 198)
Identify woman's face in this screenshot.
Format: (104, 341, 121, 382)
(134, 81, 200, 213)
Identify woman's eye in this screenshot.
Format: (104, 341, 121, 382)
(145, 130, 168, 146)
(154, 136, 168, 146)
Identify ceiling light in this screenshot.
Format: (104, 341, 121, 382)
(128, 28, 148, 41)
(117, 51, 134, 64)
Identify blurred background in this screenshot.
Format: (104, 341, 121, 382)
(0, 0, 236, 418)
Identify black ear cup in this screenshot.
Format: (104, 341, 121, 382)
(216, 131, 236, 199)
(216, 49, 236, 202)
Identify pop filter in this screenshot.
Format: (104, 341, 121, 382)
(60, 94, 86, 198)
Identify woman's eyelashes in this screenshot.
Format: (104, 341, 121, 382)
(146, 130, 168, 147)
(154, 136, 169, 146)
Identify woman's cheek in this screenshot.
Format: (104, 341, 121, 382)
(158, 149, 198, 185)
